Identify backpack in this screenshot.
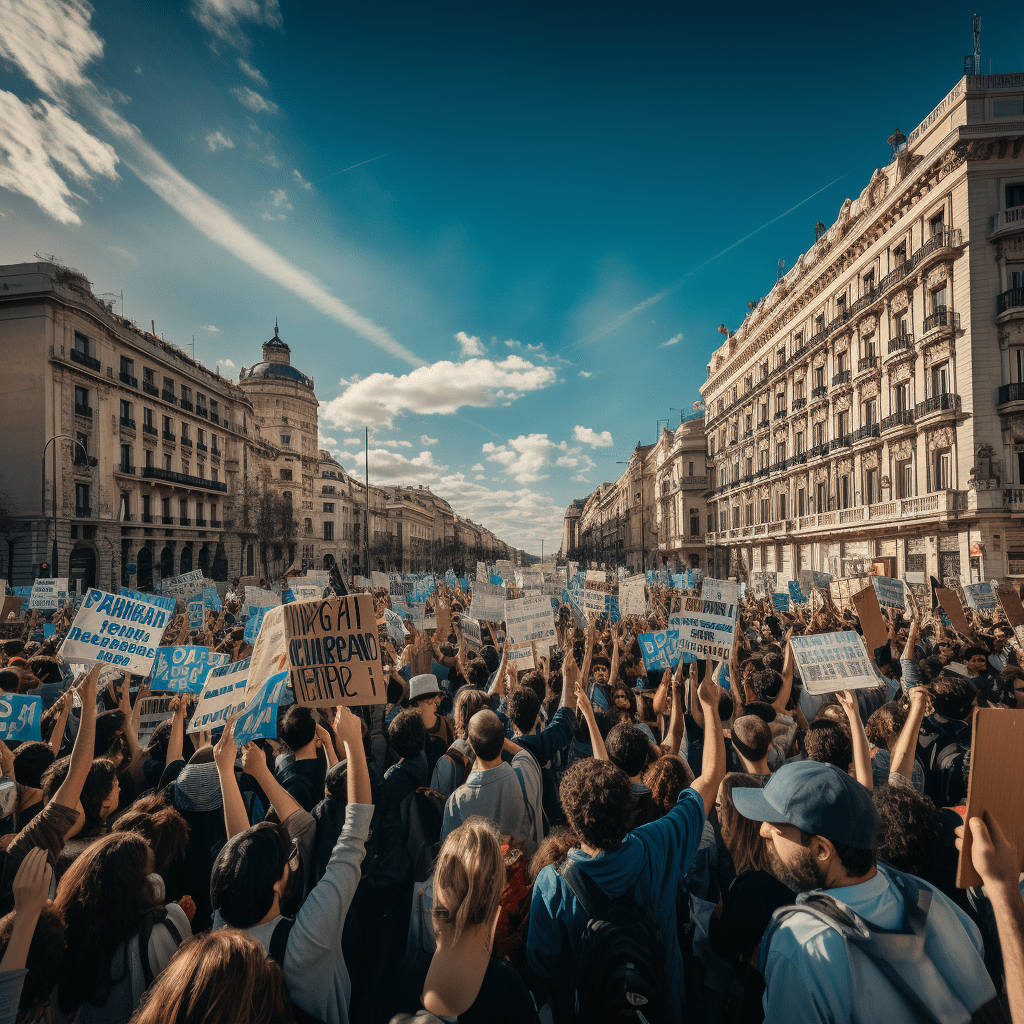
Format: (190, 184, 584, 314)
(267, 918, 329, 1024)
(493, 841, 532, 969)
(443, 746, 472, 788)
(137, 907, 183, 987)
(561, 860, 666, 1024)
(399, 786, 445, 882)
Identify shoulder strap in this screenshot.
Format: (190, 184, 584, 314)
(446, 747, 471, 784)
(137, 907, 173, 988)
(268, 917, 296, 967)
(511, 757, 537, 831)
(561, 859, 600, 920)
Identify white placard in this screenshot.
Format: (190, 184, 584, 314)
(29, 578, 68, 610)
(700, 577, 740, 607)
(243, 586, 280, 616)
(469, 580, 505, 622)
(618, 575, 647, 617)
(674, 595, 739, 660)
(188, 659, 250, 734)
(789, 632, 880, 695)
(504, 594, 556, 655)
(161, 570, 205, 601)
(60, 588, 171, 675)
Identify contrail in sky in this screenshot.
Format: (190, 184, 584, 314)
(316, 146, 413, 183)
(567, 170, 852, 350)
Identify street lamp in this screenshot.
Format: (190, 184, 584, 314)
(616, 459, 645, 573)
(41, 434, 89, 578)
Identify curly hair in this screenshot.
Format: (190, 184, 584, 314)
(642, 754, 695, 817)
(507, 687, 541, 735)
(529, 827, 578, 883)
(931, 674, 978, 722)
(606, 723, 650, 778)
(111, 793, 190, 874)
(432, 817, 504, 945)
(452, 687, 489, 739)
(388, 709, 426, 761)
(804, 720, 853, 770)
(749, 668, 784, 704)
(873, 783, 948, 877)
(865, 701, 908, 749)
(560, 758, 633, 851)
(609, 685, 638, 723)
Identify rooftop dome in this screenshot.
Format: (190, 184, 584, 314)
(265, 319, 289, 351)
(238, 320, 314, 388)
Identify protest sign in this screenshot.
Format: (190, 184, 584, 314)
(870, 576, 906, 610)
(283, 595, 384, 708)
(789, 632, 880, 695)
(580, 586, 621, 622)
(675, 595, 738, 660)
(936, 587, 971, 636)
(150, 646, 230, 693)
(476, 562, 487, 583)
(353, 575, 372, 589)
(460, 615, 482, 653)
(187, 597, 205, 630)
(504, 642, 536, 671)
(495, 559, 515, 582)
(61, 589, 170, 675)
(137, 696, 176, 747)
(772, 592, 790, 612)
(161, 570, 205, 601)
(244, 605, 270, 641)
(291, 583, 323, 602)
(996, 585, 1024, 628)
(701, 578, 739, 607)
(243, 606, 287, 704)
(371, 571, 389, 591)
(851, 584, 888, 658)
(618, 575, 647, 618)
(957, 708, 1024, 888)
(233, 671, 288, 746)
(638, 630, 691, 672)
(788, 580, 807, 605)
(29, 578, 68, 610)
(304, 570, 330, 589)
(963, 582, 998, 611)
(9, 587, 31, 598)
(188, 659, 251, 734)
(383, 608, 408, 646)
(243, 586, 280, 616)
(468, 580, 505, 622)
(120, 589, 177, 613)
(750, 572, 777, 599)
(203, 586, 223, 611)
(0, 694, 42, 741)
(0, 596, 24, 622)
(504, 595, 556, 655)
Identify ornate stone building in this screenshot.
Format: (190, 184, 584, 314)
(700, 72, 1024, 586)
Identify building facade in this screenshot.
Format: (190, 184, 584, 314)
(701, 72, 1024, 586)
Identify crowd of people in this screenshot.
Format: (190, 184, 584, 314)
(0, 572, 1022, 1024)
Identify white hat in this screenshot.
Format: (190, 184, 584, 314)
(409, 673, 441, 701)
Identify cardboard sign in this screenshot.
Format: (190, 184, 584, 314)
(638, 630, 691, 672)
(120, 588, 177, 613)
(243, 605, 288, 704)
(137, 696, 176, 747)
(150, 646, 230, 693)
(504, 595, 556, 654)
(580, 588, 621, 623)
(0, 694, 42, 741)
(871, 576, 906, 611)
(187, 597, 205, 630)
(291, 583, 323, 602)
(963, 582, 997, 611)
(957, 708, 1024, 888)
(701, 578, 740, 607)
(996, 585, 1024, 628)
(0, 596, 25, 622)
(29, 578, 68, 610)
(161, 570, 205, 601)
(61, 589, 171, 675)
(244, 605, 271, 641)
(383, 608, 408, 646)
(937, 587, 971, 636)
(283, 595, 384, 707)
(469, 581, 506, 622)
(788, 580, 807, 605)
(789, 632, 880, 695)
(188, 659, 251, 734)
(851, 584, 888, 659)
(233, 671, 288, 745)
(460, 615, 483, 653)
(674, 595, 739, 660)
(618, 575, 647, 617)
(772, 592, 790, 612)
(505, 642, 536, 671)
(751, 572, 777, 600)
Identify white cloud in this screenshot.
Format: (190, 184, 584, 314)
(504, 339, 520, 349)
(378, 438, 413, 448)
(475, 474, 485, 480)
(470, 463, 485, 472)
(660, 333, 683, 348)
(573, 425, 614, 448)
(0, 92, 118, 225)
(455, 331, 486, 358)
(109, 244, 135, 262)
(261, 187, 291, 220)
(218, 357, 235, 368)
(578, 370, 592, 378)
(482, 434, 572, 484)
(320, 435, 337, 447)
(237, 58, 267, 86)
(292, 168, 311, 190)
(204, 129, 234, 152)
(1, 0, 424, 368)
(571, 474, 591, 483)
(341, 448, 447, 486)
(342, 438, 362, 446)
(199, 324, 220, 333)
(192, 0, 283, 49)
(320, 355, 556, 429)
(420, 435, 438, 446)
(231, 86, 278, 115)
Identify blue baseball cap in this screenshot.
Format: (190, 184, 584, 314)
(731, 760, 880, 850)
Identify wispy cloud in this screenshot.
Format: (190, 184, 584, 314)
(342, 438, 362, 446)
(455, 331, 486, 358)
(231, 86, 278, 115)
(292, 168, 311, 190)
(578, 370, 592, 378)
(204, 128, 234, 152)
(420, 435, 438, 446)
(471, 463, 485, 472)
(237, 58, 267, 87)
(199, 324, 220, 333)
(261, 187, 291, 220)
(660, 333, 682, 348)
(316, 144, 411, 183)
(573, 425, 614, 448)
(192, 0, 283, 50)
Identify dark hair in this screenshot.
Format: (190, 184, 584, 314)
(529, 827, 578, 883)
(609, 685, 638, 720)
(0, 668, 21, 693)
(750, 668, 784, 704)
(325, 761, 348, 804)
(388, 709, 426, 760)
(467, 710, 505, 762)
(13, 740, 55, 789)
(873, 783, 948, 877)
(931, 674, 978, 721)
(795, 826, 876, 876)
(40, 754, 70, 804)
(80, 758, 119, 832)
(962, 646, 988, 664)
(54, 832, 161, 1013)
(507, 688, 541, 735)
(519, 671, 546, 704)
(210, 822, 291, 928)
(560, 758, 633, 851)
(804, 720, 853, 771)
(27, 656, 63, 686)
(731, 715, 772, 762)
(146, 718, 197, 764)
(0, 904, 65, 1016)
(111, 793, 190, 874)
(279, 705, 316, 752)
(95, 709, 126, 759)
(642, 754, 695, 817)
(606, 723, 650, 778)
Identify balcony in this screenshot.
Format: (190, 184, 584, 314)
(915, 392, 961, 419)
(143, 423, 157, 437)
(210, 412, 220, 424)
(999, 382, 1024, 406)
(76, 506, 91, 518)
(211, 447, 221, 458)
(807, 442, 829, 460)
(998, 288, 1024, 315)
(792, 397, 807, 411)
(117, 463, 135, 475)
(161, 391, 178, 406)
(678, 475, 707, 487)
(757, 419, 770, 429)
(211, 519, 222, 528)
(196, 518, 207, 527)
(162, 430, 176, 442)
(922, 307, 960, 335)
(179, 516, 191, 526)
(881, 408, 915, 432)
(852, 423, 880, 442)
(811, 385, 828, 399)
(990, 206, 1024, 238)
(180, 400, 194, 413)
(119, 372, 138, 388)
(197, 407, 208, 419)
(70, 348, 101, 372)
(181, 437, 193, 449)
(196, 442, 208, 452)
(792, 491, 966, 534)
(774, 408, 787, 419)
(829, 434, 852, 451)
(162, 515, 174, 524)
(142, 380, 159, 396)
(142, 513, 154, 523)
(888, 334, 914, 355)
(120, 417, 135, 430)
(142, 466, 228, 492)
(75, 403, 92, 418)
(832, 370, 852, 386)
(857, 356, 879, 372)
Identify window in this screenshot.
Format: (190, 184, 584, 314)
(934, 450, 952, 490)
(994, 96, 1024, 118)
(775, 391, 785, 412)
(162, 415, 172, 435)
(840, 476, 850, 509)
(931, 285, 947, 314)
(197, 428, 205, 446)
(120, 443, 132, 472)
(180, 386, 192, 408)
(75, 483, 90, 515)
(707, 513, 713, 533)
(75, 432, 89, 464)
(862, 271, 874, 292)
(163, 377, 174, 396)
(760, 498, 769, 523)
(897, 459, 914, 498)
(280, 468, 293, 481)
(796, 431, 805, 454)
(836, 351, 848, 373)
(1013, 348, 1024, 384)
(814, 367, 824, 389)
(196, 501, 204, 522)
(813, 422, 824, 447)
(179, 499, 189, 522)
(143, 367, 155, 385)
(1012, 269, 1024, 291)
(745, 414, 752, 432)
(281, 434, 292, 447)
(797, 487, 806, 517)
(776, 442, 786, 463)
(197, 393, 207, 413)
(895, 314, 908, 337)
(688, 462, 694, 475)
(816, 482, 827, 513)
(837, 411, 848, 437)
(720, 511, 727, 531)
(163, 454, 172, 471)
(731, 507, 740, 529)
(181, 460, 189, 476)
(75, 385, 89, 412)
(929, 212, 945, 237)
(690, 510, 700, 536)
(120, 399, 133, 423)
(162, 498, 171, 520)
(931, 362, 949, 396)
(211, 467, 218, 483)
(894, 383, 910, 412)
(143, 407, 154, 428)
(324, 521, 334, 541)
(74, 332, 90, 355)
(198, 463, 205, 479)
(180, 423, 190, 442)
(793, 379, 805, 400)
(864, 335, 876, 359)
(760, 403, 768, 423)
(745, 456, 753, 476)
(836, 294, 847, 316)
(745, 503, 753, 526)
(894, 241, 907, 265)
(323, 502, 335, 513)
(778, 492, 787, 519)
(142, 495, 151, 519)
(120, 356, 134, 376)
(145, 449, 153, 469)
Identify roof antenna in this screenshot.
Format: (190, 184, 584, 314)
(965, 14, 980, 76)
(275, 317, 279, 338)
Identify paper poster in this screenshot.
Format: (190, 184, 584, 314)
(772, 592, 790, 612)
(638, 630, 691, 672)
(161, 570, 205, 601)
(701, 578, 739, 607)
(504, 594, 556, 655)
(150, 646, 230, 693)
(120, 589, 177, 613)
(233, 671, 288, 745)
(243, 605, 288, 704)
(460, 615, 482, 653)
(674, 595, 739, 660)
(0, 694, 42, 741)
(60, 588, 171, 675)
(870, 576, 906, 610)
(372, 571, 390, 591)
(469, 580, 506, 622)
(29, 578, 68, 610)
(187, 597, 205, 630)
(581, 588, 621, 622)
(963, 582, 997, 611)
(789, 632, 880, 695)
(244, 605, 271, 641)
(618, 575, 647, 618)
(304, 570, 330, 589)
(203, 586, 223, 611)
(283, 594, 384, 707)
(137, 696, 176, 747)
(243, 586, 280, 615)
(751, 572, 777, 600)
(188, 659, 251, 734)
(505, 642, 536, 671)
(476, 561, 487, 583)
(291, 583, 323, 602)
(788, 581, 807, 604)
(384, 608, 408, 646)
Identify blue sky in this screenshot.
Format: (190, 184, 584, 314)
(1, 0, 1021, 554)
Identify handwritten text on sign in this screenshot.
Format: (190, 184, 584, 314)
(150, 646, 230, 693)
(284, 595, 384, 707)
(189, 659, 251, 734)
(789, 631, 879, 695)
(0, 695, 42, 741)
(61, 589, 170, 675)
(675, 596, 738, 660)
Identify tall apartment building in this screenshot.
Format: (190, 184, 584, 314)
(701, 72, 1024, 586)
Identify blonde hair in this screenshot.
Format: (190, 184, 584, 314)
(431, 817, 504, 946)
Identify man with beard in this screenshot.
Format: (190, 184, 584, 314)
(733, 760, 998, 1023)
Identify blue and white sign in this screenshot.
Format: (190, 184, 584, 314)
(120, 589, 177, 613)
(61, 589, 172, 675)
(870, 576, 906, 610)
(244, 605, 270, 641)
(187, 598, 205, 630)
(188, 658, 250, 734)
(674, 595, 739, 660)
(233, 671, 287, 745)
(204, 586, 223, 611)
(637, 630, 692, 672)
(789, 581, 807, 604)
(772, 592, 790, 612)
(0, 694, 42, 741)
(125, 563, 137, 576)
(963, 582, 997, 611)
(150, 646, 230, 693)
(789, 631, 878, 695)
(29, 578, 68, 610)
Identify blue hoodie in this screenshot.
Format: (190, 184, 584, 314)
(526, 786, 705, 1022)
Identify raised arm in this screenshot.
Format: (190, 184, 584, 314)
(213, 722, 250, 840)
(166, 695, 187, 768)
(0, 848, 51, 974)
(663, 657, 687, 756)
(561, 647, 578, 713)
(690, 668, 726, 818)
(241, 742, 304, 821)
(46, 690, 72, 756)
(836, 689, 873, 791)
(889, 685, 929, 784)
(573, 679, 607, 761)
(772, 638, 795, 714)
(53, 665, 98, 810)
(335, 704, 371, 806)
